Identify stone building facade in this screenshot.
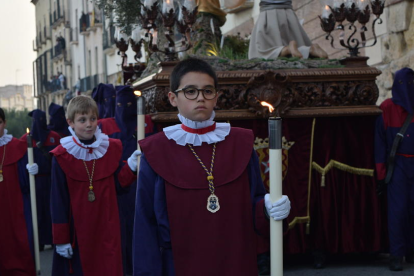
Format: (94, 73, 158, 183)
(0, 85, 35, 112)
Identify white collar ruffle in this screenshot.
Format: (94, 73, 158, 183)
(60, 126, 109, 161)
(0, 129, 13, 146)
(163, 111, 231, 146)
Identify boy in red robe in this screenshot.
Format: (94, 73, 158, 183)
(0, 107, 39, 275)
(50, 96, 138, 276)
(133, 58, 291, 275)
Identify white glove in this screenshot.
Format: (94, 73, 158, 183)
(26, 163, 39, 175)
(56, 243, 73, 259)
(264, 194, 291, 221)
(127, 150, 142, 172)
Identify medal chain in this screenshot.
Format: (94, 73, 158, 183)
(187, 143, 216, 194)
(82, 159, 96, 194)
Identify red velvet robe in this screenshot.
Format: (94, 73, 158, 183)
(0, 138, 35, 275)
(50, 139, 124, 276)
(139, 127, 269, 275)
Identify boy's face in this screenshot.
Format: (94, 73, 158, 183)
(67, 111, 98, 140)
(0, 118, 6, 138)
(168, 72, 217, 122)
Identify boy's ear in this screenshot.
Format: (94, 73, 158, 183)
(66, 118, 74, 127)
(168, 91, 178, 107)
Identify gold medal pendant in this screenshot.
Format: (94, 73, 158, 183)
(88, 190, 96, 202)
(207, 193, 220, 213)
(0, 173, 3, 182)
(83, 159, 96, 203)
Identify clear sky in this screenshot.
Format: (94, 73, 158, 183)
(0, 1, 36, 87)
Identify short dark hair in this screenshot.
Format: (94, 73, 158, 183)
(0, 108, 5, 122)
(170, 58, 218, 92)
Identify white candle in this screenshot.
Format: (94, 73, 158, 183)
(131, 25, 141, 42)
(118, 30, 129, 42)
(144, 0, 157, 8)
(260, 102, 283, 276)
(333, 0, 342, 9)
(178, 7, 184, 23)
(183, 0, 197, 12)
(358, 0, 369, 9)
(162, 0, 175, 14)
(114, 27, 120, 41)
(27, 129, 41, 274)
(151, 29, 158, 43)
(135, 92, 145, 172)
(268, 118, 283, 276)
(322, 5, 332, 18)
(345, 0, 355, 8)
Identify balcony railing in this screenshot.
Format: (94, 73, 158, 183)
(51, 5, 64, 26)
(80, 74, 99, 92)
(44, 25, 51, 40)
(33, 39, 38, 51)
(34, 50, 51, 96)
(70, 27, 79, 43)
(53, 43, 63, 58)
(103, 25, 116, 50)
(38, 31, 44, 44)
(79, 13, 90, 33)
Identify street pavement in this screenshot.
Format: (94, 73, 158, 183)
(39, 248, 414, 275)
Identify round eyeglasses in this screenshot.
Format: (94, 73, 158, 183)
(174, 87, 218, 100)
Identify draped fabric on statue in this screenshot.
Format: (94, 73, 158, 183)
(231, 116, 388, 254)
(248, 7, 312, 59)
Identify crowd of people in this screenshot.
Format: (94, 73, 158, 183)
(45, 72, 66, 92)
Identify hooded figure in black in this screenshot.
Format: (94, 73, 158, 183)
(48, 103, 70, 137)
(20, 109, 61, 249)
(92, 83, 116, 119)
(98, 85, 138, 274)
(375, 67, 414, 271)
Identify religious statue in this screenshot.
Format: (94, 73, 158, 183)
(249, 0, 328, 59)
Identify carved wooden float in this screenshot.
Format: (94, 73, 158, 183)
(132, 60, 382, 122)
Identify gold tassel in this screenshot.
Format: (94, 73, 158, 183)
(312, 160, 374, 187)
(306, 222, 310, 235)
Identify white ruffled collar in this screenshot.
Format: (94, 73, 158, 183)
(163, 111, 231, 146)
(60, 126, 109, 161)
(0, 129, 13, 146)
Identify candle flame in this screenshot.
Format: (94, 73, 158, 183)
(26, 128, 30, 134)
(260, 101, 275, 113)
(134, 90, 142, 96)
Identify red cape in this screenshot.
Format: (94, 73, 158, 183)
(0, 138, 35, 275)
(51, 139, 123, 276)
(140, 128, 266, 276)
